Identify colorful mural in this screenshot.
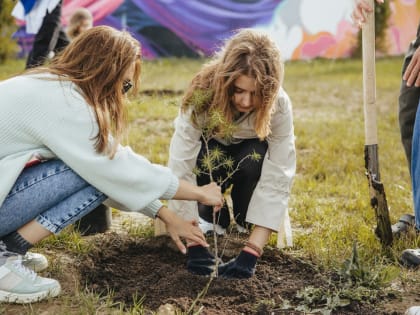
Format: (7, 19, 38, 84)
(13, 0, 420, 60)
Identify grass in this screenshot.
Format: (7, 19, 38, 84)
(1, 55, 419, 313)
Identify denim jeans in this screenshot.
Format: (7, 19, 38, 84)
(0, 159, 107, 237)
(411, 100, 420, 230)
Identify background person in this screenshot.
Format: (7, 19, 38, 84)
(352, 0, 420, 279)
(352, 0, 420, 236)
(12, 0, 69, 69)
(167, 28, 296, 279)
(66, 7, 93, 40)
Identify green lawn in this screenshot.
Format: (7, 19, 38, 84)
(1, 56, 418, 313)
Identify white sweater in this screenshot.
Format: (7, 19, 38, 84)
(168, 88, 296, 246)
(0, 73, 179, 218)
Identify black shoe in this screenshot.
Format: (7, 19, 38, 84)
(391, 214, 415, 237)
(400, 248, 420, 268)
(74, 204, 112, 236)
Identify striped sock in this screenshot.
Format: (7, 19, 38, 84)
(1, 232, 33, 256)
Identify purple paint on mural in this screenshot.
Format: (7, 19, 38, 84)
(131, 0, 283, 55)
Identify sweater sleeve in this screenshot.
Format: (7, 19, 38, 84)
(167, 108, 202, 221)
(246, 90, 296, 232)
(33, 82, 179, 218)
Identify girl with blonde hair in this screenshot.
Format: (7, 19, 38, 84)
(0, 26, 223, 303)
(168, 28, 296, 278)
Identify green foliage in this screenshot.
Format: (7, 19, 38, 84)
(186, 89, 237, 141)
(353, 0, 391, 57)
(123, 219, 155, 237)
(37, 226, 92, 254)
(184, 88, 213, 114)
(374, 0, 392, 53)
(340, 242, 382, 289)
(0, 0, 19, 63)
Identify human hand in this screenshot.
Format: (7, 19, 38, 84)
(187, 245, 220, 276)
(158, 207, 208, 254)
(403, 47, 420, 87)
(217, 251, 257, 279)
(197, 182, 223, 212)
(351, 0, 384, 27)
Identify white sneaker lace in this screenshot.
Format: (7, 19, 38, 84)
(12, 258, 37, 281)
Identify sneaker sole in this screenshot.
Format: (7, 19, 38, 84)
(0, 285, 61, 304)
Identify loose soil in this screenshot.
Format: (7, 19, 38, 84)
(77, 233, 416, 315)
(2, 232, 419, 315)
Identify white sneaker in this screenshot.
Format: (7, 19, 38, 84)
(0, 255, 61, 304)
(22, 252, 48, 272)
(236, 224, 249, 234)
(406, 306, 420, 315)
(199, 219, 226, 236)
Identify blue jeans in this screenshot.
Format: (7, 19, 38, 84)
(411, 100, 420, 230)
(0, 159, 107, 237)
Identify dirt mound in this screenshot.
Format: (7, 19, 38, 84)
(78, 233, 388, 314)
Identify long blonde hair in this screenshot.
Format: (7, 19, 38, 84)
(182, 29, 283, 139)
(30, 26, 141, 158)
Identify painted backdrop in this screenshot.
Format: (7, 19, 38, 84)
(14, 0, 420, 60)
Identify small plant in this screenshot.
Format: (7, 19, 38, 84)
(186, 88, 261, 311)
(189, 89, 261, 259)
(341, 241, 381, 289)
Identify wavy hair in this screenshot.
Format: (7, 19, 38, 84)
(182, 29, 283, 139)
(29, 26, 141, 158)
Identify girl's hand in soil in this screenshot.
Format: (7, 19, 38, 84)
(218, 251, 257, 279)
(186, 245, 219, 276)
(157, 206, 209, 254)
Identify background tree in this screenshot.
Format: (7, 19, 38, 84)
(0, 0, 19, 64)
(352, 0, 391, 58)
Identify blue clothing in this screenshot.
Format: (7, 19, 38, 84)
(0, 160, 106, 237)
(20, 0, 37, 14)
(411, 100, 420, 230)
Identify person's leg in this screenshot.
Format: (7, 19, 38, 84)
(196, 139, 231, 229)
(399, 37, 420, 171)
(26, 0, 67, 68)
(0, 159, 106, 303)
(229, 139, 267, 230)
(399, 75, 420, 171)
(411, 100, 420, 231)
(53, 27, 70, 53)
(391, 43, 420, 235)
(0, 159, 106, 237)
